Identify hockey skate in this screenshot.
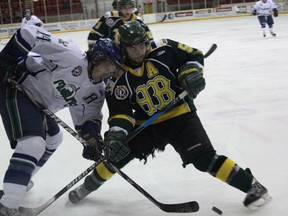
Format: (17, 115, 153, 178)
(263, 33, 266, 37)
(270, 32, 276, 37)
(243, 169, 271, 210)
(68, 183, 94, 204)
(0, 202, 22, 216)
(69, 169, 106, 204)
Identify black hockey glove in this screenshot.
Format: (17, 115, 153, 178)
(178, 63, 206, 99)
(104, 130, 130, 162)
(273, 8, 278, 17)
(0, 54, 17, 84)
(35, 22, 42, 27)
(0, 54, 27, 84)
(252, 10, 257, 16)
(80, 120, 104, 161)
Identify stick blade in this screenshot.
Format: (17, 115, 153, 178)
(160, 201, 199, 213)
(204, 43, 217, 58)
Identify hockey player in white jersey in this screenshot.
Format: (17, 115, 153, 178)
(21, 9, 44, 28)
(0, 25, 123, 215)
(252, 0, 278, 37)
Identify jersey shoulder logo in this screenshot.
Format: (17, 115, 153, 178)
(105, 18, 115, 26)
(114, 85, 129, 100)
(71, 66, 82, 77)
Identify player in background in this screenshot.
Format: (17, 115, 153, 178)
(87, 0, 152, 49)
(112, 0, 118, 10)
(252, 0, 278, 37)
(0, 25, 122, 215)
(69, 22, 271, 211)
(21, 9, 44, 28)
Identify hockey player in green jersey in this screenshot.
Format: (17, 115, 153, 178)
(69, 22, 271, 211)
(87, 0, 152, 49)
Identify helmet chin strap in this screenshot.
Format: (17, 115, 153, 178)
(87, 61, 94, 80)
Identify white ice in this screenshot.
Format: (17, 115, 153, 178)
(1, 14, 288, 216)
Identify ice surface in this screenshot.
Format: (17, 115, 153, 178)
(1, 14, 288, 215)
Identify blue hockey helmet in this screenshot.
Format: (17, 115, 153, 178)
(87, 38, 123, 66)
(24, 9, 31, 15)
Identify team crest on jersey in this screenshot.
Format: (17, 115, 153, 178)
(114, 85, 129, 100)
(71, 66, 82, 76)
(105, 18, 115, 27)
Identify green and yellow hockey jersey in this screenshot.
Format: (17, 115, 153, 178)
(106, 38, 204, 134)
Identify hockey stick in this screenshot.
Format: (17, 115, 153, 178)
(19, 162, 100, 216)
(204, 43, 217, 58)
(8, 80, 198, 215)
(109, 163, 199, 213)
(159, 14, 167, 22)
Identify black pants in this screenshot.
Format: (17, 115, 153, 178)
(258, 15, 274, 28)
(0, 84, 59, 148)
(121, 112, 215, 167)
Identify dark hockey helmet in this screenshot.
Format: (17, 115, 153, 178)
(24, 9, 31, 15)
(118, 22, 149, 47)
(87, 38, 123, 66)
(118, 0, 135, 7)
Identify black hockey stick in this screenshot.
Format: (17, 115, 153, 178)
(204, 43, 217, 58)
(19, 162, 99, 216)
(109, 163, 199, 213)
(159, 14, 167, 22)
(8, 80, 198, 215)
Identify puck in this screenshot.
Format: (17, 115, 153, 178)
(212, 206, 222, 215)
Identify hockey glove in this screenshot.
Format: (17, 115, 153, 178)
(273, 8, 278, 17)
(80, 120, 104, 161)
(104, 130, 130, 162)
(252, 10, 257, 16)
(0, 54, 17, 84)
(35, 22, 42, 27)
(178, 63, 206, 99)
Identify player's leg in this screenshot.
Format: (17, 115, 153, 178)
(0, 86, 48, 213)
(68, 155, 134, 203)
(33, 117, 62, 176)
(27, 117, 63, 192)
(258, 16, 267, 37)
(168, 112, 271, 210)
(267, 15, 276, 36)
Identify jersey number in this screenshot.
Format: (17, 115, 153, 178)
(136, 76, 175, 116)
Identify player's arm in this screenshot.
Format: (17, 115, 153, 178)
(271, 2, 278, 17)
(0, 26, 35, 83)
(70, 91, 105, 161)
(165, 39, 205, 99)
(252, 4, 258, 15)
(104, 76, 135, 162)
(35, 17, 44, 27)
